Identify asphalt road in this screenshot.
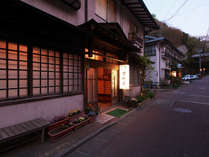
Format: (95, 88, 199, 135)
(66, 76, 209, 157)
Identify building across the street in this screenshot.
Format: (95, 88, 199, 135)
(144, 36, 184, 86)
(0, 0, 158, 128)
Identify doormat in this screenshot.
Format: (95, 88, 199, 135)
(106, 108, 128, 118)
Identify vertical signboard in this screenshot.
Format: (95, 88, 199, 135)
(119, 65, 129, 89)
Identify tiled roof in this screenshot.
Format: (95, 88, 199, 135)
(122, 0, 159, 30)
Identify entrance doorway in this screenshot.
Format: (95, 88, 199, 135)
(97, 67, 112, 112)
(85, 66, 119, 112)
(86, 68, 97, 104)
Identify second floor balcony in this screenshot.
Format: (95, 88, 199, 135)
(128, 32, 144, 49)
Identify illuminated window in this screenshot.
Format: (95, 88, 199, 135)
(85, 50, 103, 61)
(0, 41, 28, 99)
(32, 48, 60, 96)
(0, 39, 82, 102)
(63, 53, 82, 94)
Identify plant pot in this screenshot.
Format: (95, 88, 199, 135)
(73, 118, 91, 130)
(48, 117, 70, 131)
(89, 115, 96, 123)
(48, 124, 74, 140)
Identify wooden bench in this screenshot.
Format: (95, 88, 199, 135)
(0, 119, 49, 145)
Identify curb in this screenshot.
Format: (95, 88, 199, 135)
(54, 108, 137, 157)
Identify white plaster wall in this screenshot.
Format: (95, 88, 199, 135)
(21, 0, 145, 46)
(146, 56, 157, 82)
(0, 95, 83, 128)
(159, 46, 169, 82)
(129, 86, 140, 97)
(145, 45, 160, 84)
(92, 0, 144, 41)
(21, 0, 85, 25)
(123, 86, 140, 98)
(115, 1, 144, 39)
(156, 44, 160, 83)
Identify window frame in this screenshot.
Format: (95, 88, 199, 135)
(145, 45, 156, 56)
(0, 41, 28, 100)
(0, 40, 83, 106)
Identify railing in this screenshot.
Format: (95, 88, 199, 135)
(128, 32, 144, 49)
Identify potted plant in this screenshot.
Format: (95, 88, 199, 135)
(48, 116, 70, 131)
(73, 115, 90, 129)
(68, 110, 81, 117)
(88, 111, 96, 123)
(48, 122, 74, 140)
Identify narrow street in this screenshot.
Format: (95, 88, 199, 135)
(66, 76, 209, 157)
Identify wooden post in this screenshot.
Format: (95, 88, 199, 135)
(41, 128, 45, 143)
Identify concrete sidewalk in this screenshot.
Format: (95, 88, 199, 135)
(1, 105, 143, 157)
(1, 88, 168, 157)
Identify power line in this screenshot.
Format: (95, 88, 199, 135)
(164, 0, 179, 19)
(163, 0, 190, 22)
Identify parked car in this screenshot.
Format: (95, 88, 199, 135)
(190, 74, 199, 80)
(182, 74, 199, 81)
(182, 75, 191, 81)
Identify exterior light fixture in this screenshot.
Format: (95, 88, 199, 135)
(62, 0, 81, 10)
(120, 65, 130, 89)
(171, 71, 177, 77)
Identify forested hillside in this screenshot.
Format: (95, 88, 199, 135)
(149, 19, 204, 56)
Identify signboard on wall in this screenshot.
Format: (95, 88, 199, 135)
(120, 65, 130, 89)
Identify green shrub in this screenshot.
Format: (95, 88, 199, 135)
(172, 78, 181, 88)
(126, 98, 138, 108)
(136, 95, 146, 103)
(136, 90, 155, 101)
(145, 91, 155, 99)
(84, 107, 92, 114)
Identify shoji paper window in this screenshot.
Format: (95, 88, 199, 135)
(63, 53, 82, 94)
(0, 41, 28, 99)
(32, 48, 60, 96)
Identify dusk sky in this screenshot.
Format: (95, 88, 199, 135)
(143, 0, 209, 37)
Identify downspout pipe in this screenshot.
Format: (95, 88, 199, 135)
(85, 0, 88, 22)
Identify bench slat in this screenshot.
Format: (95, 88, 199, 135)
(0, 118, 49, 144)
(7, 126, 20, 136)
(33, 119, 49, 127)
(17, 123, 29, 132)
(1, 128, 13, 137)
(12, 124, 26, 135)
(24, 121, 37, 131)
(30, 120, 42, 128)
(0, 129, 9, 139)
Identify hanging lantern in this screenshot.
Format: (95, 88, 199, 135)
(119, 65, 130, 89)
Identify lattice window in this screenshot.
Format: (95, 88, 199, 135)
(0, 41, 28, 99)
(32, 48, 60, 96)
(63, 53, 82, 94)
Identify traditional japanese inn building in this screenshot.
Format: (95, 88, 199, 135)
(0, 0, 158, 128)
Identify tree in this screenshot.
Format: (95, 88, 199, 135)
(129, 54, 153, 96)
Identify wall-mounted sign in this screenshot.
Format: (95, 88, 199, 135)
(120, 65, 130, 89)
